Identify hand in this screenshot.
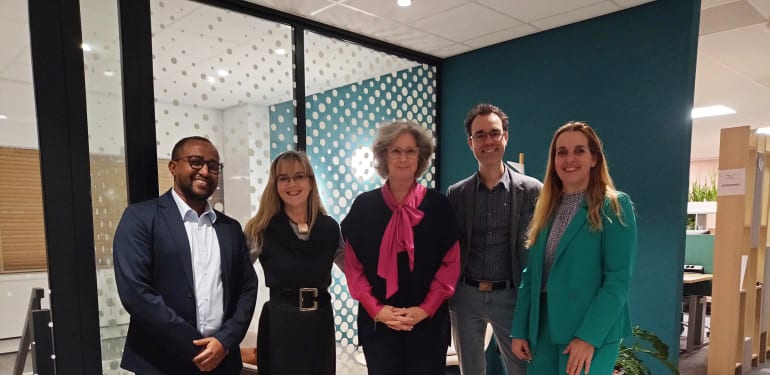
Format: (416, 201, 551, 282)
(511, 338, 532, 362)
(192, 337, 226, 372)
(374, 305, 413, 331)
(394, 307, 429, 327)
(562, 338, 595, 375)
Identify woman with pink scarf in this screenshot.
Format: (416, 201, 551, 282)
(342, 121, 461, 375)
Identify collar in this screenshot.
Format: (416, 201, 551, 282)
(474, 166, 512, 192)
(171, 189, 217, 223)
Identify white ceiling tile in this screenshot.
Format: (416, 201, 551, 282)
(463, 24, 541, 48)
(424, 43, 475, 58)
(699, 23, 770, 84)
(411, 3, 520, 43)
(0, 0, 28, 23)
(531, 2, 621, 31)
(699, 0, 766, 36)
(609, 0, 654, 7)
(310, 4, 398, 36)
(372, 23, 455, 54)
(0, 45, 29, 76)
(748, 0, 770, 17)
(0, 63, 33, 85)
(344, 0, 470, 23)
(701, 0, 743, 9)
(478, 0, 604, 23)
(244, 0, 335, 16)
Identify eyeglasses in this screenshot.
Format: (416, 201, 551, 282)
(277, 173, 310, 184)
(174, 155, 223, 174)
(470, 129, 505, 142)
(388, 147, 420, 159)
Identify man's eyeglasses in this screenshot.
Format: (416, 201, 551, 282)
(277, 173, 310, 184)
(175, 155, 223, 174)
(388, 147, 420, 159)
(470, 129, 506, 142)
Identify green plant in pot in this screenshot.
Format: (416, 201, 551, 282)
(689, 172, 717, 202)
(614, 326, 679, 375)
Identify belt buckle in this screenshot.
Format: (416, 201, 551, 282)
(478, 281, 493, 292)
(299, 287, 319, 311)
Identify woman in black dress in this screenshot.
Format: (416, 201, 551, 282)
(244, 151, 342, 375)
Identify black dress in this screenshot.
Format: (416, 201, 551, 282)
(256, 211, 341, 375)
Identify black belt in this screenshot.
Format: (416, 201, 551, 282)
(270, 288, 330, 311)
(461, 276, 513, 291)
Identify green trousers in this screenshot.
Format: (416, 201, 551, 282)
(529, 294, 620, 375)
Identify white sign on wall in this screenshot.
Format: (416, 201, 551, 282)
(718, 168, 746, 196)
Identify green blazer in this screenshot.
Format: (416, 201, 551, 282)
(510, 192, 637, 349)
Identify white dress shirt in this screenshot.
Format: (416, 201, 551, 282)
(171, 189, 224, 337)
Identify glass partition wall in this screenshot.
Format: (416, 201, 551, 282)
(26, 0, 439, 372)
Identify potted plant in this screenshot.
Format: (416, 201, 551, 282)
(614, 326, 680, 375)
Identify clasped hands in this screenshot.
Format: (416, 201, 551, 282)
(374, 305, 428, 331)
(192, 337, 226, 372)
(511, 337, 595, 375)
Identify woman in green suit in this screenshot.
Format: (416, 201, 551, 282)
(510, 121, 637, 375)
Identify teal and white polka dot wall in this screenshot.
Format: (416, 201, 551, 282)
(270, 63, 438, 219)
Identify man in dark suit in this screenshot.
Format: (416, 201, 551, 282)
(113, 136, 257, 375)
(446, 104, 541, 375)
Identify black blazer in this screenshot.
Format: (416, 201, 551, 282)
(113, 190, 258, 375)
(445, 164, 542, 289)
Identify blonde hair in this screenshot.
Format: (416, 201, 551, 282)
(526, 121, 624, 247)
(244, 151, 327, 249)
(372, 121, 434, 178)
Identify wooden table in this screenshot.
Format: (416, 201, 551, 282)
(684, 272, 713, 284)
(683, 273, 713, 352)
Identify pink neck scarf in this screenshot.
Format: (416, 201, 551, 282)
(378, 181, 427, 299)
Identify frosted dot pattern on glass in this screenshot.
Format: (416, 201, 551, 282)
(270, 31, 437, 373)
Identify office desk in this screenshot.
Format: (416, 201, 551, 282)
(683, 273, 713, 352)
(684, 272, 713, 284)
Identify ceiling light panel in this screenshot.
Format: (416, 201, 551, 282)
(345, 0, 467, 23)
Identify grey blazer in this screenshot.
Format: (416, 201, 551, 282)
(446, 164, 542, 290)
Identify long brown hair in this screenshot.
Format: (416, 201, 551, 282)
(527, 121, 624, 247)
(244, 151, 327, 249)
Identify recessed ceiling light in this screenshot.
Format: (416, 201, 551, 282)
(81, 43, 92, 52)
(397, 0, 412, 6)
(216, 69, 229, 77)
(275, 48, 287, 55)
(104, 70, 115, 77)
(691, 105, 736, 119)
(757, 127, 770, 135)
(0, 115, 7, 120)
(207, 76, 216, 84)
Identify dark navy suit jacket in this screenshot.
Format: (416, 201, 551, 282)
(113, 190, 258, 375)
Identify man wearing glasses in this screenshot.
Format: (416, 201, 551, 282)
(113, 136, 257, 375)
(446, 104, 542, 375)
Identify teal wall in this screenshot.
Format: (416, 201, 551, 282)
(440, 0, 700, 370)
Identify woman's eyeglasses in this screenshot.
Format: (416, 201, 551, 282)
(277, 173, 310, 184)
(388, 147, 420, 159)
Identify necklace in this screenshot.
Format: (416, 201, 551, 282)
(286, 211, 309, 234)
(296, 222, 309, 234)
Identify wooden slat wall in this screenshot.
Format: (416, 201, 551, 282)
(0, 147, 174, 273)
(0, 148, 47, 272)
